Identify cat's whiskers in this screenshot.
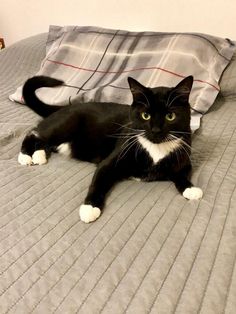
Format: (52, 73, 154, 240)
(135, 140, 143, 162)
(170, 130, 192, 135)
(113, 122, 144, 133)
(168, 133, 192, 161)
(172, 136, 186, 166)
(165, 134, 182, 167)
(117, 139, 138, 164)
(168, 133, 190, 148)
(113, 122, 132, 131)
(178, 144, 191, 161)
(116, 132, 145, 164)
(170, 131, 201, 152)
(170, 133, 199, 154)
(108, 131, 142, 139)
(120, 133, 142, 149)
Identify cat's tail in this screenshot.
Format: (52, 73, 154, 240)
(22, 76, 65, 118)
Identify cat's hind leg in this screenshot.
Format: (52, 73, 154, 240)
(18, 130, 48, 166)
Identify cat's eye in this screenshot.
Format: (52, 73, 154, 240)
(141, 112, 151, 121)
(165, 112, 176, 122)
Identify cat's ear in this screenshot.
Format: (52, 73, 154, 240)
(127, 77, 149, 103)
(173, 76, 194, 102)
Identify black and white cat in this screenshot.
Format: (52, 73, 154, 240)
(18, 75, 203, 223)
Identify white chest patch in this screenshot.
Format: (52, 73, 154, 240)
(138, 135, 180, 164)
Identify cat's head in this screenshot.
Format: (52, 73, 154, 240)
(128, 76, 193, 144)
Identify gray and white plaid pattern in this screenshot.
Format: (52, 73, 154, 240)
(10, 25, 235, 130)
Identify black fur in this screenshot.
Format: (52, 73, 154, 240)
(23, 76, 64, 117)
(20, 75, 198, 215)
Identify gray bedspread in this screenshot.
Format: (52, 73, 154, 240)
(0, 33, 236, 314)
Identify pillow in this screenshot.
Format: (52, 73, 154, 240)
(219, 46, 236, 98)
(10, 25, 236, 131)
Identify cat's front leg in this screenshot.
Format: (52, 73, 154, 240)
(79, 152, 130, 223)
(171, 166, 203, 200)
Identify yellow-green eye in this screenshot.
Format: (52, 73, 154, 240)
(141, 112, 151, 121)
(165, 112, 176, 122)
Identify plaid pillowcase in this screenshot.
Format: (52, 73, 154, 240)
(10, 25, 236, 131)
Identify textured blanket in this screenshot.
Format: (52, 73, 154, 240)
(10, 25, 235, 131)
(0, 32, 236, 314)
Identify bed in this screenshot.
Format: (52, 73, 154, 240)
(0, 30, 236, 313)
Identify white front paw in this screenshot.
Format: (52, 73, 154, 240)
(79, 204, 101, 223)
(32, 150, 47, 165)
(183, 187, 203, 200)
(18, 152, 32, 165)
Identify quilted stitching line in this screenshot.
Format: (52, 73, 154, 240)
(196, 149, 236, 313)
(0, 172, 93, 280)
(222, 186, 236, 313)
(1, 177, 94, 311)
(145, 147, 235, 312)
(6, 180, 135, 308)
(0, 167, 59, 221)
(172, 112, 236, 312)
(77, 184, 173, 312)
(192, 95, 234, 187)
(96, 187, 184, 313)
(123, 197, 196, 313)
(4, 211, 86, 314)
(0, 167, 92, 257)
(0, 164, 69, 219)
(4, 181, 134, 313)
(53, 184, 159, 313)
(4, 218, 82, 314)
(0, 163, 85, 231)
(0, 165, 24, 191)
(27, 182, 143, 312)
(0, 161, 87, 221)
(0, 170, 92, 278)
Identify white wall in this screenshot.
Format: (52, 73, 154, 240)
(1, 0, 236, 46)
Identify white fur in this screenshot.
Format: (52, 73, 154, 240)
(30, 130, 40, 138)
(183, 187, 203, 200)
(131, 177, 141, 182)
(18, 150, 47, 166)
(138, 135, 181, 164)
(79, 204, 101, 223)
(57, 143, 71, 157)
(18, 152, 32, 165)
(32, 150, 47, 165)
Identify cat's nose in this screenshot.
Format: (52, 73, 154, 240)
(152, 126, 161, 134)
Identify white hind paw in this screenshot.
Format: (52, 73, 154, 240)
(79, 204, 101, 223)
(32, 150, 47, 165)
(183, 187, 203, 200)
(57, 143, 71, 157)
(18, 152, 32, 165)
